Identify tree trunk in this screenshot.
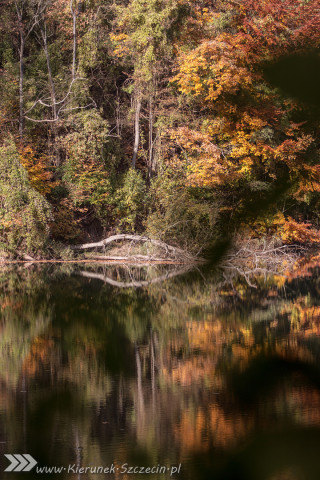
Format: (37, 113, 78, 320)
(71, 0, 77, 81)
(148, 96, 153, 177)
(15, 0, 45, 140)
(43, 25, 57, 121)
(18, 33, 24, 142)
(132, 93, 142, 168)
(42, 24, 60, 164)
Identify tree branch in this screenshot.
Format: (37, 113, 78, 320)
(73, 234, 196, 262)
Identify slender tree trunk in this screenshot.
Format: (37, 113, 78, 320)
(148, 96, 153, 176)
(42, 25, 60, 164)
(15, 0, 45, 141)
(71, 0, 77, 81)
(116, 87, 121, 136)
(18, 33, 24, 142)
(132, 93, 141, 168)
(43, 26, 57, 120)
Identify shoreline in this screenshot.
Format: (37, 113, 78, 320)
(0, 258, 188, 266)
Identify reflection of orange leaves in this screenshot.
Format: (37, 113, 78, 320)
(290, 387, 320, 426)
(288, 254, 320, 281)
(272, 275, 286, 288)
(232, 344, 248, 359)
(187, 321, 221, 352)
(175, 404, 253, 452)
(161, 320, 258, 386)
(209, 403, 253, 448)
(273, 342, 314, 366)
(162, 357, 219, 387)
(0, 296, 23, 312)
(175, 409, 208, 452)
(0, 296, 13, 310)
(289, 297, 320, 336)
(160, 321, 222, 387)
(169, 335, 320, 452)
(22, 337, 54, 377)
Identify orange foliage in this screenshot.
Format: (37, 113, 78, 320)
(18, 145, 55, 195)
(169, 0, 320, 223)
(167, 127, 232, 186)
(274, 214, 320, 244)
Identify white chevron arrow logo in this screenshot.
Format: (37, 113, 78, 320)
(4, 454, 37, 472)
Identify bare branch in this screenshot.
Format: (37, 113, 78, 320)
(79, 265, 193, 288)
(24, 115, 59, 123)
(24, 77, 88, 123)
(58, 101, 96, 115)
(221, 237, 304, 287)
(73, 234, 197, 262)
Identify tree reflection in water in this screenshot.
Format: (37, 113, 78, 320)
(0, 261, 320, 479)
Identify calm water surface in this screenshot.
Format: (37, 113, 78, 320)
(0, 262, 320, 479)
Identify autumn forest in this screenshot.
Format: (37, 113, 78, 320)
(0, 0, 320, 258)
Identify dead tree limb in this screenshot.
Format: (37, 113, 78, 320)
(73, 234, 196, 262)
(221, 237, 305, 287)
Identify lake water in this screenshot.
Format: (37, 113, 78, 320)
(0, 261, 320, 479)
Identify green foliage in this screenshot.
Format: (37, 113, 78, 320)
(114, 0, 180, 82)
(61, 110, 112, 212)
(0, 0, 319, 252)
(78, 29, 99, 74)
(113, 168, 147, 233)
(0, 141, 52, 254)
(146, 171, 218, 251)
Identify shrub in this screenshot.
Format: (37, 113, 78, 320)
(113, 168, 147, 232)
(0, 141, 52, 254)
(146, 172, 218, 252)
(61, 110, 112, 213)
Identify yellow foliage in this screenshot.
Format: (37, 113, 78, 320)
(275, 215, 320, 244)
(18, 145, 55, 196)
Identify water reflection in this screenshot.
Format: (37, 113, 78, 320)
(0, 262, 320, 479)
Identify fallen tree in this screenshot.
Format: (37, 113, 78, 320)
(221, 237, 306, 287)
(73, 234, 196, 263)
